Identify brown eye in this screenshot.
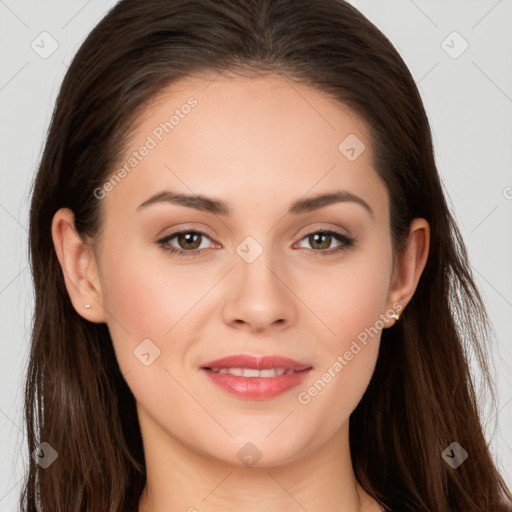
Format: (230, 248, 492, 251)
(157, 229, 216, 258)
(297, 230, 355, 255)
(308, 232, 333, 250)
(176, 232, 203, 250)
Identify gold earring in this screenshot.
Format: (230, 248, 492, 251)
(390, 312, 400, 320)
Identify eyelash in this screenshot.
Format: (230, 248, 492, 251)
(156, 227, 356, 259)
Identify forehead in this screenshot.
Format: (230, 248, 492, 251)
(101, 72, 388, 225)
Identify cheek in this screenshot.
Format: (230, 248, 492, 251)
(101, 236, 211, 324)
(296, 239, 391, 408)
(295, 262, 390, 425)
(294, 338, 379, 451)
(98, 242, 205, 372)
(305, 239, 393, 348)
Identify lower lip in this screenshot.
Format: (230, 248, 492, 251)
(201, 368, 312, 400)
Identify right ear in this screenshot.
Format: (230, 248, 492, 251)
(51, 208, 106, 323)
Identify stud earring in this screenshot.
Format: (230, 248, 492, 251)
(84, 304, 91, 309)
(390, 312, 400, 320)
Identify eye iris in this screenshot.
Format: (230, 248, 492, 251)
(178, 232, 202, 250)
(310, 232, 331, 250)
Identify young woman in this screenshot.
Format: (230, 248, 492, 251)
(22, 0, 511, 511)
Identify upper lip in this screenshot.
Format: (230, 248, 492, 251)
(201, 354, 312, 371)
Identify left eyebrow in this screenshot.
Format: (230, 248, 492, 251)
(137, 189, 374, 219)
(289, 191, 374, 218)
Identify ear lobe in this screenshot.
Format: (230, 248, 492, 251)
(51, 208, 106, 323)
(386, 217, 430, 318)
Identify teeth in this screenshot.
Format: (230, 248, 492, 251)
(209, 367, 293, 377)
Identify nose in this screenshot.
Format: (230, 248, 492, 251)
(221, 247, 298, 333)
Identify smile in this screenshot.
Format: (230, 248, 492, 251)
(200, 354, 313, 400)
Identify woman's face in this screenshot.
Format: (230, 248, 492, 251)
(87, 72, 410, 466)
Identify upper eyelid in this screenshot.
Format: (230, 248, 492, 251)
(157, 228, 217, 247)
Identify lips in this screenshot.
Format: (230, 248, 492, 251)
(201, 354, 311, 371)
(200, 354, 313, 400)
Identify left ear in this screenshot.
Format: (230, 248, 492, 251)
(385, 217, 430, 317)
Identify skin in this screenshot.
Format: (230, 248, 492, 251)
(52, 72, 429, 512)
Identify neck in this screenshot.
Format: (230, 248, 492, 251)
(137, 405, 374, 512)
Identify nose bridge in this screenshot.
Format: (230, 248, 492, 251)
(236, 232, 285, 300)
(222, 233, 297, 330)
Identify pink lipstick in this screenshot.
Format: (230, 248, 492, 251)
(200, 354, 312, 400)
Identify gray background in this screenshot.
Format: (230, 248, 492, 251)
(1, 0, 511, 509)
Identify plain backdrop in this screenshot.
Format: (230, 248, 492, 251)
(1, 0, 511, 509)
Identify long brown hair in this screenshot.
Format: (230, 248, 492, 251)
(23, 0, 511, 510)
